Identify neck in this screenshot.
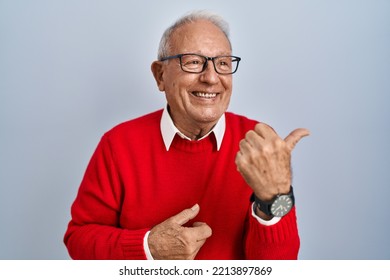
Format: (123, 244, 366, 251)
(179, 125, 215, 140)
(168, 107, 217, 140)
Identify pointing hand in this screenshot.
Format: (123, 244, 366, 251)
(148, 204, 212, 260)
(235, 123, 309, 201)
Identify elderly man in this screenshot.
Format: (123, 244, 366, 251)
(64, 10, 309, 260)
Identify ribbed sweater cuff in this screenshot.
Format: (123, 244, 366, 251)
(121, 228, 150, 260)
(246, 206, 300, 259)
(250, 206, 298, 243)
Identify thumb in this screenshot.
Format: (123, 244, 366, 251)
(192, 222, 213, 240)
(284, 128, 310, 151)
(171, 204, 200, 226)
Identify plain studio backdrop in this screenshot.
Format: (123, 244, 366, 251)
(0, 0, 389, 260)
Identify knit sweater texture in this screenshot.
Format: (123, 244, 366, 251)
(64, 109, 300, 259)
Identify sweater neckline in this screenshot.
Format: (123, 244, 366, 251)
(169, 133, 218, 153)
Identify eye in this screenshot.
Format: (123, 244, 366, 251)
(181, 55, 206, 71)
(217, 58, 232, 68)
(183, 58, 202, 66)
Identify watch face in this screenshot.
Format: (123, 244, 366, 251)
(271, 195, 293, 217)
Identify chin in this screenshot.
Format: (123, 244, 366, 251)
(196, 110, 224, 124)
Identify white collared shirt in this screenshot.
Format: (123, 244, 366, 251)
(160, 106, 226, 151)
(143, 106, 281, 259)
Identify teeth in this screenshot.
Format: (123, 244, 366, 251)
(193, 92, 217, 98)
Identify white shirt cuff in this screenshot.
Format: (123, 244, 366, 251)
(143, 231, 154, 260)
(251, 202, 281, 226)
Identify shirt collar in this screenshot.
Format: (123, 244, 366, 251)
(160, 105, 225, 151)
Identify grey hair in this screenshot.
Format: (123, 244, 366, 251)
(157, 10, 231, 60)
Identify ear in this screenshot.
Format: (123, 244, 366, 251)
(151, 61, 165, 92)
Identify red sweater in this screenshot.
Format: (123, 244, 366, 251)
(64, 109, 300, 259)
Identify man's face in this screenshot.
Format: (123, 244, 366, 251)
(153, 20, 233, 135)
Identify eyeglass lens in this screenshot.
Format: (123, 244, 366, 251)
(180, 54, 239, 74)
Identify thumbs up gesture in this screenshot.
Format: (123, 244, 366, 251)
(235, 123, 309, 205)
(148, 204, 212, 260)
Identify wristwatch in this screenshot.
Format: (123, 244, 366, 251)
(250, 186, 295, 217)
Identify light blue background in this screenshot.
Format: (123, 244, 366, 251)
(1, 0, 389, 259)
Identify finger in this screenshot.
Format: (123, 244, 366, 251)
(191, 222, 212, 240)
(239, 138, 253, 155)
(235, 151, 246, 173)
(284, 128, 310, 150)
(244, 130, 263, 149)
(254, 123, 278, 140)
(192, 222, 206, 227)
(171, 204, 200, 226)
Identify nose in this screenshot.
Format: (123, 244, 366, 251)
(199, 60, 219, 84)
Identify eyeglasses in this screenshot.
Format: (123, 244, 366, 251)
(160, 53, 241, 75)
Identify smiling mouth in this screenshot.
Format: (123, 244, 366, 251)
(191, 92, 218, 99)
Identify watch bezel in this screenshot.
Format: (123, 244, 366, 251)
(251, 186, 295, 217)
(270, 194, 294, 217)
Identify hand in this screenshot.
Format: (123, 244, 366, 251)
(235, 123, 310, 201)
(147, 204, 212, 260)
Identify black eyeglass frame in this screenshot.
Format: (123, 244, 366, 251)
(160, 53, 241, 75)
